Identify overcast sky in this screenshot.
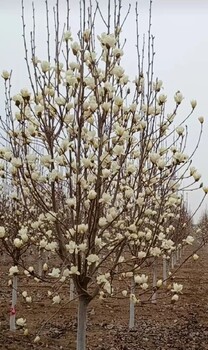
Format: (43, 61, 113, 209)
(0, 0, 208, 221)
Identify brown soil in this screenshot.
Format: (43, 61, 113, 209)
(1, 245, 208, 350)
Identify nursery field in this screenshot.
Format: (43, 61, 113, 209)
(1, 245, 208, 350)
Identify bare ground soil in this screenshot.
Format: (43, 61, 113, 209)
(1, 245, 208, 350)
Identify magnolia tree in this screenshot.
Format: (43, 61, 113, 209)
(0, 0, 206, 348)
(197, 211, 208, 244)
(0, 187, 34, 330)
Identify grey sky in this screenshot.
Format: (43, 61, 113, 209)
(0, 0, 208, 220)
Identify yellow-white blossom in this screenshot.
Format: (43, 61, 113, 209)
(16, 318, 26, 327)
(34, 335, 40, 343)
(171, 282, 183, 294)
(86, 254, 99, 266)
(198, 116, 204, 124)
(69, 266, 80, 275)
(1, 70, 10, 80)
(171, 294, 179, 302)
(183, 235, 194, 245)
(0, 226, 5, 238)
(52, 295, 61, 304)
(134, 274, 148, 284)
(87, 190, 97, 200)
(26, 296, 32, 303)
(41, 61, 50, 73)
(156, 279, 163, 288)
(174, 91, 184, 104)
(190, 99, 197, 109)
(48, 268, 60, 278)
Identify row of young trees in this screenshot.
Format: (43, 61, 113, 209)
(0, 1, 206, 349)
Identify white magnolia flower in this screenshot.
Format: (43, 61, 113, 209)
(69, 266, 80, 275)
(77, 224, 88, 234)
(122, 290, 128, 297)
(183, 235, 194, 245)
(203, 187, 208, 194)
(102, 169, 111, 178)
(129, 293, 137, 304)
(78, 243, 87, 252)
(192, 172, 201, 181)
(86, 254, 99, 265)
(48, 268, 60, 278)
(190, 99, 197, 109)
(158, 94, 167, 104)
(9, 266, 19, 276)
(99, 193, 112, 205)
(24, 328, 29, 336)
(174, 91, 184, 104)
(171, 282, 183, 294)
(150, 152, 160, 164)
(34, 335, 40, 343)
(150, 247, 161, 257)
(66, 240, 77, 253)
(138, 251, 146, 259)
(26, 296, 32, 303)
(41, 60, 50, 73)
(156, 279, 163, 288)
(153, 80, 163, 91)
(43, 263, 48, 271)
(71, 41, 81, 55)
(63, 30, 72, 41)
(141, 283, 148, 290)
(176, 126, 184, 136)
(193, 254, 199, 261)
(171, 294, 179, 302)
(1, 70, 10, 80)
(16, 318, 26, 327)
(198, 116, 204, 124)
(0, 226, 5, 238)
(11, 157, 22, 168)
(87, 190, 97, 200)
(113, 145, 125, 156)
(98, 217, 107, 227)
(52, 295, 61, 304)
(161, 239, 175, 251)
(134, 274, 148, 284)
(99, 32, 117, 48)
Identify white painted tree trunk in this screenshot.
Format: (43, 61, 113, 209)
(163, 257, 167, 285)
(37, 250, 43, 277)
(171, 252, 175, 269)
(173, 251, 177, 266)
(152, 259, 157, 303)
(129, 278, 135, 329)
(167, 258, 170, 277)
(10, 275, 17, 331)
(179, 246, 182, 260)
(70, 279, 75, 301)
(76, 296, 89, 350)
(176, 246, 180, 263)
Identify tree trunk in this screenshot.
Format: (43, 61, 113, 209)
(152, 258, 157, 303)
(163, 256, 167, 285)
(70, 279, 75, 301)
(10, 274, 17, 331)
(76, 295, 89, 350)
(129, 278, 135, 329)
(38, 252, 43, 277)
(171, 252, 175, 269)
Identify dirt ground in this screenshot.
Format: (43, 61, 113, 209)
(1, 244, 208, 350)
